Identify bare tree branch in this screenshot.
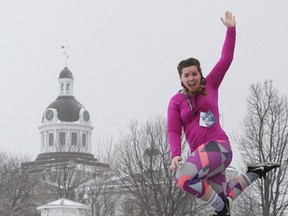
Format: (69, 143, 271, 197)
(234, 81, 288, 216)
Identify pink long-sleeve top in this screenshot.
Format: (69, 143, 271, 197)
(167, 27, 236, 159)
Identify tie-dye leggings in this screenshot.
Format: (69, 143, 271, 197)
(175, 140, 252, 200)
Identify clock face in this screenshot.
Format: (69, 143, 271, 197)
(83, 110, 90, 121)
(45, 110, 54, 120)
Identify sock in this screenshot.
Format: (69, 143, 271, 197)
(207, 191, 224, 212)
(244, 172, 259, 184)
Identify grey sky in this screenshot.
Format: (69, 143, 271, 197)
(1, 1, 288, 170)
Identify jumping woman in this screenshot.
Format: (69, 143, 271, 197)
(167, 11, 280, 215)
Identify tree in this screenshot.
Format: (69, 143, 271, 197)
(78, 170, 117, 216)
(110, 116, 208, 216)
(235, 81, 288, 216)
(0, 151, 39, 216)
(84, 141, 119, 216)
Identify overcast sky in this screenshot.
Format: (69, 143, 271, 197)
(1, 1, 288, 170)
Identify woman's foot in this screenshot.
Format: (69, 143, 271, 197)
(247, 162, 280, 179)
(210, 197, 232, 216)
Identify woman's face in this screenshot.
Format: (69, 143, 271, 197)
(180, 65, 201, 93)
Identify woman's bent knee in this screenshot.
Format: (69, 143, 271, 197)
(177, 175, 192, 190)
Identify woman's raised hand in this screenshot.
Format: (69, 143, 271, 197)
(221, 11, 236, 27)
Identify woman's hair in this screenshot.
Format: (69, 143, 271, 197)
(177, 57, 207, 95)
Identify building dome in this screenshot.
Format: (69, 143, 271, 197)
(59, 67, 74, 79)
(43, 96, 85, 122)
(41, 67, 91, 123)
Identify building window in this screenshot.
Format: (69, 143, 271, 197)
(71, 133, 77, 146)
(59, 132, 65, 146)
(42, 134, 45, 148)
(49, 133, 54, 146)
(82, 134, 86, 147)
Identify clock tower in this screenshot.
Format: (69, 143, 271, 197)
(22, 67, 108, 171)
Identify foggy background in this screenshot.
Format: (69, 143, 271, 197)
(1, 1, 288, 170)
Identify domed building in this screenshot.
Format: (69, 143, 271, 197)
(22, 67, 108, 172)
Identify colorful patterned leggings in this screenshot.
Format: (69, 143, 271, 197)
(175, 140, 252, 201)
